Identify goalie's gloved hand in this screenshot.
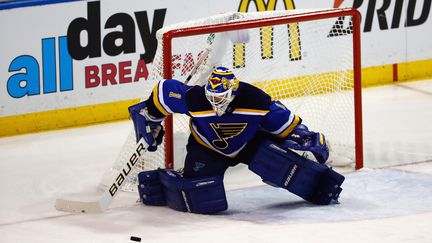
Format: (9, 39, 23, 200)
(281, 124, 329, 164)
(128, 101, 165, 152)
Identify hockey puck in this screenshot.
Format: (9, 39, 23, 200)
(130, 236, 141, 242)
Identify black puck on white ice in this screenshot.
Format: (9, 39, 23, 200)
(130, 236, 141, 242)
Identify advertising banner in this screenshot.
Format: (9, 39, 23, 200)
(0, 0, 431, 135)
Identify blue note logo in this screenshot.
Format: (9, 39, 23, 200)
(210, 123, 248, 149)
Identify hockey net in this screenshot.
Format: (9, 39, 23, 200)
(101, 8, 363, 192)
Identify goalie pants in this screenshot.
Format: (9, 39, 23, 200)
(183, 132, 276, 178)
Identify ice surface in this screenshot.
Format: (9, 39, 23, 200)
(1, 79, 432, 243)
(226, 169, 432, 223)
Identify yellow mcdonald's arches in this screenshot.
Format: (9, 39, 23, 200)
(234, 0, 301, 68)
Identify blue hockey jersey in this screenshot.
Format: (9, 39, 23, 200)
(146, 79, 301, 158)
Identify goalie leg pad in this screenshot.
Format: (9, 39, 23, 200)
(249, 139, 345, 205)
(158, 170, 228, 214)
(138, 170, 167, 206)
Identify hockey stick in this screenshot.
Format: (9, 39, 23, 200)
(184, 22, 249, 85)
(185, 33, 215, 84)
(55, 138, 148, 213)
(55, 34, 218, 214)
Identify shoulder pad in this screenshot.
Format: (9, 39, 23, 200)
(184, 86, 213, 112)
(231, 82, 272, 110)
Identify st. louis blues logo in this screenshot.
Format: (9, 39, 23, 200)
(209, 123, 248, 149)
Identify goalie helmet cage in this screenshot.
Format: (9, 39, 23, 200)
(105, 8, 363, 192)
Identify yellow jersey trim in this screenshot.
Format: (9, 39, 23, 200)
(234, 108, 269, 114)
(277, 115, 301, 138)
(189, 110, 215, 116)
(152, 82, 170, 116)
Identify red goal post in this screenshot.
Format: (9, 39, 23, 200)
(160, 8, 363, 170)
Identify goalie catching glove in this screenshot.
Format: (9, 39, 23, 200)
(128, 101, 165, 152)
(281, 124, 329, 164)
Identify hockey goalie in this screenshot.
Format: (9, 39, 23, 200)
(129, 66, 345, 214)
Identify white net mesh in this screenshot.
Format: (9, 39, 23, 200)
(102, 9, 361, 192)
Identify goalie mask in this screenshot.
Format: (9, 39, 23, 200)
(205, 67, 239, 116)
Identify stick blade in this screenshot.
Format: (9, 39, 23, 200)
(55, 192, 105, 214)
